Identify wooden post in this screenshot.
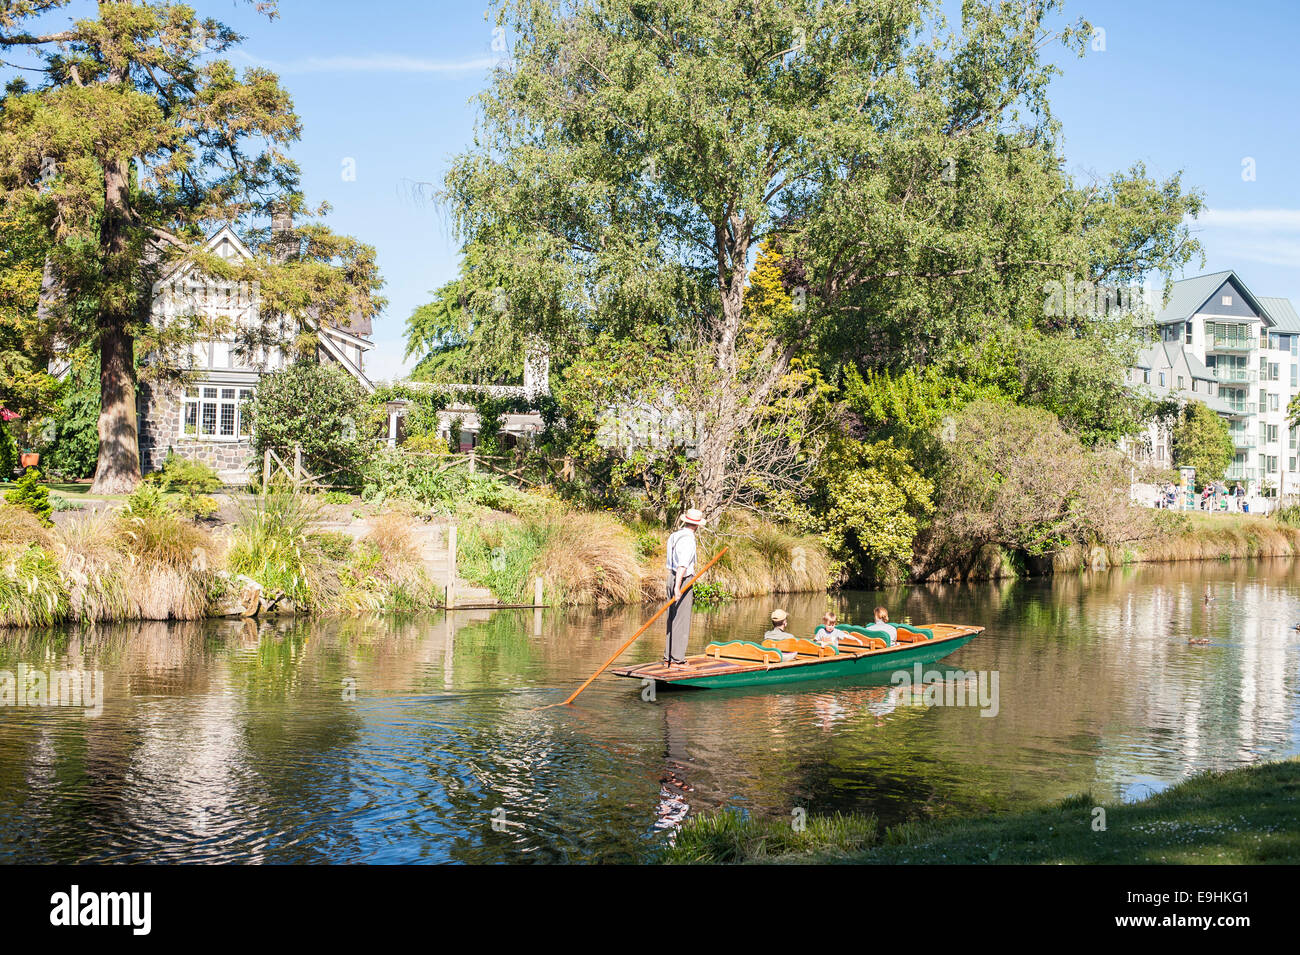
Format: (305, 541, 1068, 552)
(468, 449, 476, 474)
(447, 524, 458, 610)
(534, 576, 544, 607)
(293, 445, 303, 491)
(262, 449, 272, 496)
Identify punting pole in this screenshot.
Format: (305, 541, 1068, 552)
(541, 546, 729, 708)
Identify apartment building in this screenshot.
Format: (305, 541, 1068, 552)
(1128, 270, 1300, 495)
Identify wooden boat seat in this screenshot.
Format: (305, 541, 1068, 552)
(830, 632, 888, 651)
(705, 641, 782, 664)
(815, 625, 888, 650)
(762, 636, 838, 657)
(893, 624, 934, 643)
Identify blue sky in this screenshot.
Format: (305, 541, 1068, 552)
(18, 1, 1300, 379)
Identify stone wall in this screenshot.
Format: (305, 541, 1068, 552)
(137, 381, 255, 479)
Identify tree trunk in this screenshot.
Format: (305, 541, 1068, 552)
(91, 323, 140, 494)
(90, 151, 141, 495)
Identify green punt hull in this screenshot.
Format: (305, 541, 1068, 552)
(633, 632, 980, 690)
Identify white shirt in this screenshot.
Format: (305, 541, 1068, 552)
(665, 528, 697, 576)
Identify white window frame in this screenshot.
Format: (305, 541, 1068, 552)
(182, 384, 254, 441)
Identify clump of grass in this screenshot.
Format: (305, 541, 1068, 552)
(458, 517, 550, 603)
(227, 487, 336, 611)
(54, 512, 134, 622)
(533, 511, 640, 607)
(661, 810, 879, 864)
(1134, 512, 1300, 563)
(0, 503, 54, 549)
(364, 510, 421, 567)
(0, 543, 68, 627)
(680, 514, 830, 601)
(460, 508, 642, 607)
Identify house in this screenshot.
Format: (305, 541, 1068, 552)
(136, 223, 375, 481)
(1125, 270, 1300, 497)
(384, 350, 549, 451)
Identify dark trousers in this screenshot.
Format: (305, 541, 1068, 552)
(664, 574, 693, 663)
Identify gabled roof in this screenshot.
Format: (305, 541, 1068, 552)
(1259, 296, 1300, 333)
(1156, 270, 1271, 327)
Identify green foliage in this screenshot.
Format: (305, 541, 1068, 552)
(318, 490, 351, 506)
(0, 423, 16, 479)
(0, 544, 67, 627)
(923, 399, 1151, 574)
(361, 448, 524, 514)
(794, 438, 934, 583)
(1171, 401, 1234, 486)
(148, 452, 222, 519)
(42, 363, 99, 478)
(228, 487, 331, 610)
(4, 466, 51, 526)
(248, 362, 378, 487)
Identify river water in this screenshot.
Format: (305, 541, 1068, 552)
(2, 559, 1298, 863)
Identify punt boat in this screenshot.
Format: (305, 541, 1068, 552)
(611, 622, 984, 690)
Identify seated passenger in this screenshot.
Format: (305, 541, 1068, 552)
(816, 611, 850, 648)
(764, 608, 792, 641)
(764, 609, 799, 660)
(864, 605, 897, 644)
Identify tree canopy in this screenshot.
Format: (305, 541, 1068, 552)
(440, 0, 1202, 516)
(0, 0, 383, 491)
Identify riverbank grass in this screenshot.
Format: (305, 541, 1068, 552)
(661, 757, 1300, 864)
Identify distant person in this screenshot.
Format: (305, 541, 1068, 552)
(662, 507, 704, 667)
(1235, 483, 1245, 511)
(816, 611, 849, 648)
(865, 606, 897, 643)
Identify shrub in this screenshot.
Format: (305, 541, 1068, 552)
(402, 433, 449, 454)
(319, 490, 351, 506)
(247, 362, 379, 488)
(4, 467, 52, 526)
(149, 453, 222, 519)
(361, 448, 527, 514)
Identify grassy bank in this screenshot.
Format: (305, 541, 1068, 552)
(1127, 512, 1300, 564)
(0, 487, 438, 626)
(661, 757, 1300, 864)
(456, 505, 831, 608)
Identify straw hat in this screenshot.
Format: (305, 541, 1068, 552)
(680, 507, 705, 526)
(771, 608, 788, 624)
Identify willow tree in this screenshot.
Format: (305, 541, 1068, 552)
(444, 0, 1201, 516)
(0, 1, 382, 492)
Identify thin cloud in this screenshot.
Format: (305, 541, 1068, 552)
(233, 50, 501, 75)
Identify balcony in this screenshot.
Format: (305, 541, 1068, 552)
(1213, 366, 1257, 383)
(1208, 336, 1256, 353)
(1232, 433, 1257, 450)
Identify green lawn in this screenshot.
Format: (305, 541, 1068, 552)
(661, 758, 1300, 864)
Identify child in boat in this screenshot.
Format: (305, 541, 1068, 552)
(817, 611, 850, 648)
(864, 606, 896, 644)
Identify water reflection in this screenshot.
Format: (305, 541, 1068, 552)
(1, 559, 1298, 863)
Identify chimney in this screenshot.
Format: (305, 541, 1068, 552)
(270, 204, 294, 263)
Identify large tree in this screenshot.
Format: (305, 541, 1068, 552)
(443, 0, 1201, 516)
(0, 1, 382, 492)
